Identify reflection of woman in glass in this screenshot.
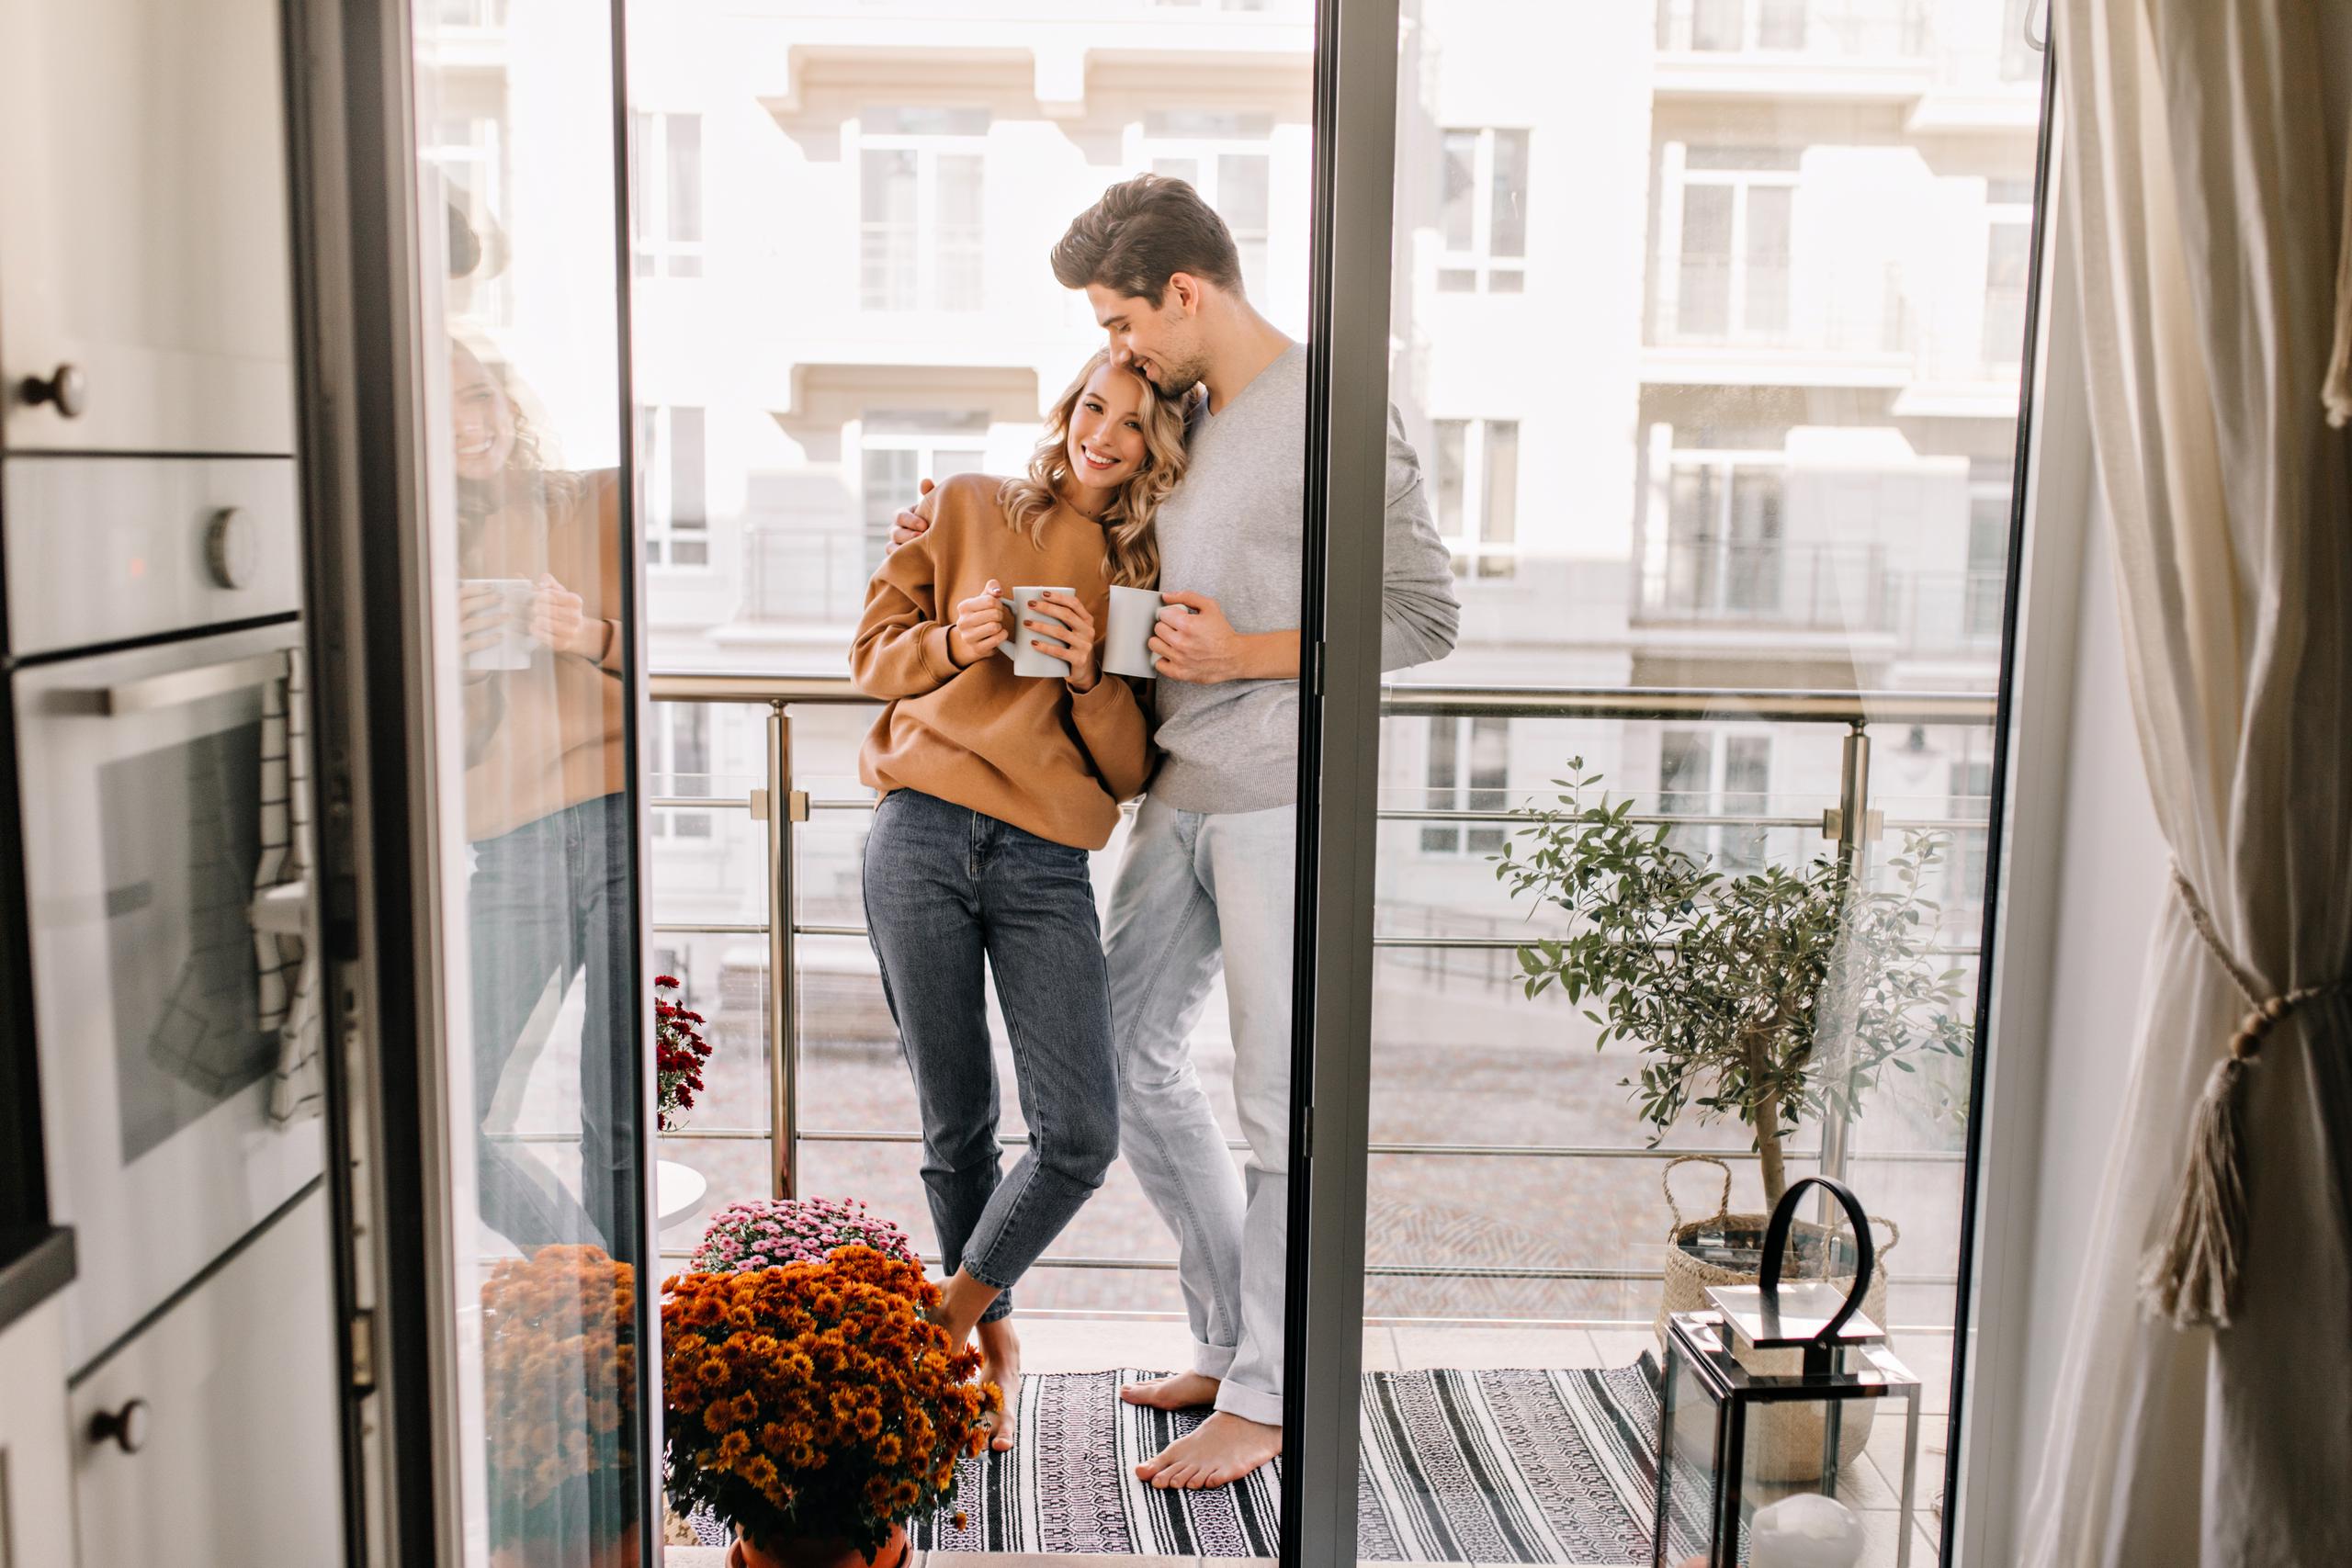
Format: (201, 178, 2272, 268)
(451, 338, 636, 1256)
(853, 350, 1182, 1447)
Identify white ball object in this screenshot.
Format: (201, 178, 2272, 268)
(1748, 1493, 1866, 1568)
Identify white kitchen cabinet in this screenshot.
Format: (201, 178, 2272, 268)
(0, 1292, 76, 1568)
(0, 0, 296, 455)
(68, 1186, 341, 1568)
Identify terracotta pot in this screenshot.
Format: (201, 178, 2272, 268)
(729, 1522, 910, 1568)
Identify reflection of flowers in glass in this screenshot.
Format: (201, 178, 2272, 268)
(691, 1196, 919, 1275)
(655, 975, 712, 1132)
(481, 1245, 639, 1551)
(662, 1250, 993, 1560)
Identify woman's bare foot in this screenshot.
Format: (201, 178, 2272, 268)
(1134, 1411, 1282, 1490)
(1119, 1370, 1222, 1411)
(974, 1316, 1022, 1452)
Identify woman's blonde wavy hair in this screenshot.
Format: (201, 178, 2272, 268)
(997, 350, 1186, 588)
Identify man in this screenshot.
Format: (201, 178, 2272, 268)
(894, 174, 1459, 1488)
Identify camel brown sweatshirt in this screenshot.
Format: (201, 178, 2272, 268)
(852, 472, 1150, 849)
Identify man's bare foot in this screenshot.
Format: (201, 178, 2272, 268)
(1120, 1370, 1222, 1412)
(974, 1317, 1021, 1452)
(1134, 1411, 1282, 1490)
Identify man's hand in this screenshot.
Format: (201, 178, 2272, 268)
(1148, 592, 1248, 683)
(946, 579, 1009, 667)
(888, 477, 938, 553)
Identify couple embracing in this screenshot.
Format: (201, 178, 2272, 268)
(849, 174, 1459, 1490)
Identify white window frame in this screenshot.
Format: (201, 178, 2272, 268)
(1436, 128, 1529, 294)
(855, 416, 989, 571)
(638, 404, 708, 570)
(1431, 417, 1520, 580)
(855, 109, 989, 313)
(1657, 144, 1800, 344)
(1650, 445, 1791, 617)
(650, 702, 714, 840)
(1657, 725, 1775, 873)
(1419, 716, 1511, 858)
(1139, 119, 1276, 302)
(631, 111, 705, 279)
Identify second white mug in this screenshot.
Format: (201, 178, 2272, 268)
(1103, 585, 1193, 679)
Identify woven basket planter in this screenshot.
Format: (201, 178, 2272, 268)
(1650, 1155, 1899, 1483)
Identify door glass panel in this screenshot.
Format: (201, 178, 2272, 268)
(1347, 5, 2046, 1564)
(628, 2, 1316, 1556)
(412, 0, 646, 1561)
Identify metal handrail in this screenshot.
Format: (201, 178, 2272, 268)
(645, 670, 1996, 1286)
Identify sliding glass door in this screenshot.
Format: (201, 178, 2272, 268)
(1294, 3, 2050, 1565)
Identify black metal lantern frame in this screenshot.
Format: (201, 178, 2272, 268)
(1651, 1176, 1924, 1568)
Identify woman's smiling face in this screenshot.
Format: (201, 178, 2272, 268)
(449, 344, 516, 482)
(1063, 360, 1150, 495)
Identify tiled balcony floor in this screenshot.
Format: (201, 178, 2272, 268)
(663, 1316, 1949, 1568)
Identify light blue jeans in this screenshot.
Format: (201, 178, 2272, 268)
(1103, 795, 1295, 1427)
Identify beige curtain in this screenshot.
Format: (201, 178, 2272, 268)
(2023, 2, 2352, 1564)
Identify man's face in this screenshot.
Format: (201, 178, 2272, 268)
(1086, 280, 1210, 400)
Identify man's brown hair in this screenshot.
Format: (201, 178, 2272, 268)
(1050, 173, 1244, 304)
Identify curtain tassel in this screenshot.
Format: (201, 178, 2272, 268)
(2139, 1045, 2252, 1327)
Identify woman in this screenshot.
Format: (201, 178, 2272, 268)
(449, 337, 636, 1258)
(853, 350, 1186, 1448)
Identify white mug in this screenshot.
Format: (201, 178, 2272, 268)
(996, 585, 1078, 679)
(461, 577, 537, 671)
(1103, 585, 1194, 679)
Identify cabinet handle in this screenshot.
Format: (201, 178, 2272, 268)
(88, 1398, 151, 1454)
(18, 364, 88, 419)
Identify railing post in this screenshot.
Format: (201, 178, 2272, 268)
(765, 699, 798, 1200)
(1818, 722, 1872, 1201)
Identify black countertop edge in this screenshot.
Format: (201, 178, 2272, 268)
(0, 1225, 75, 1336)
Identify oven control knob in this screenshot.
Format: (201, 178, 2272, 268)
(19, 363, 88, 419)
(206, 507, 256, 590)
(89, 1398, 151, 1454)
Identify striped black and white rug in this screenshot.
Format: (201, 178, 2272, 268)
(696, 1359, 1700, 1562)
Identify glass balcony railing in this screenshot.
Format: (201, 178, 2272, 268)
(624, 672, 1991, 1327)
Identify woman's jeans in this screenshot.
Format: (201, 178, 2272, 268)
(469, 793, 637, 1257)
(862, 788, 1120, 1322)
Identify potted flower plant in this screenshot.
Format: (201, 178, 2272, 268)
(655, 975, 712, 1132)
(482, 1244, 643, 1568)
(661, 1248, 994, 1568)
(691, 1196, 921, 1275)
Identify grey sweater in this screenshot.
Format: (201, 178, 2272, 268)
(1149, 344, 1461, 813)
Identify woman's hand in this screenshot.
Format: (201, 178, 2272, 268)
(1027, 591, 1100, 693)
(460, 582, 507, 660)
(946, 578, 1010, 667)
(526, 573, 605, 659)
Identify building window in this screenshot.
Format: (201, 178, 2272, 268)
(435, 0, 508, 26)
(1950, 756, 1993, 897)
(1660, 728, 1771, 873)
(1433, 418, 1520, 579)
(630, 113, 704, 278)
(858, 412, 989, 571)
(636, 405, 708, 567)
(859, 107, 988, 312)
(1658, 453, 1787, 617)
(427, 115, 511, 325)
(1965, 458, 2013, 637)
(1145, 112, 1275, 301)
(1981, 191, 2034, 367)
(1437, 129, 1529, 293)
(1421, 717, 1510, 855)
(1665, 147, 1798, 342)
(652, 703, 713, 840)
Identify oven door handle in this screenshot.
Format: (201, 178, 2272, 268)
(56, 650, 290, 716)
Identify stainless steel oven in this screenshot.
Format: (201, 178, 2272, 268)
(6, 456, 319, 1371)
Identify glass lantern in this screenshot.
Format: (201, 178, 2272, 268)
(1652, 1177, 1923, 1568)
